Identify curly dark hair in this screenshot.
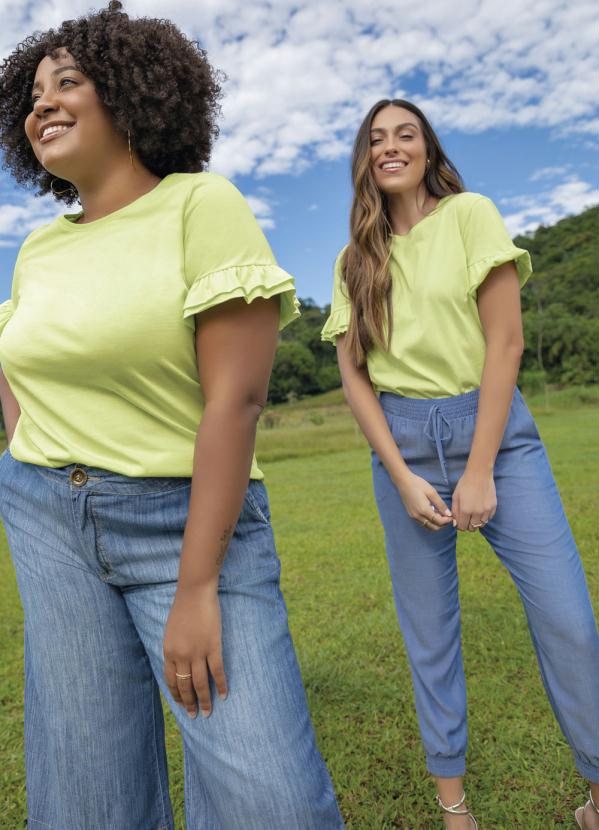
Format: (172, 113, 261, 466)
(0, 0, 223, 204)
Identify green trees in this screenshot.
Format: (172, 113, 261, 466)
(269, 298, 340, 403)
(517, 205, 598, 385)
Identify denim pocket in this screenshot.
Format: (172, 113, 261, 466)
(0, 445, 11, 484)
(371, 450, 398, 507)
(244, 480, 271, 525)
(500, 387, 542, 450)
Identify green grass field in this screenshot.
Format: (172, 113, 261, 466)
(1, 386, 597, 829)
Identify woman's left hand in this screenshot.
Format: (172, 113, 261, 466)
(451, 470, 497, 532)
(163, 583, 227, 719)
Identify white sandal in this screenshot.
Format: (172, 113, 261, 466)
(436, 791, 479, 829)
(575, 790, 599, 829)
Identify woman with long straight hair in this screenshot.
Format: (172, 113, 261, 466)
(322, 98, 599, 828)
(0, 3, 344, 828)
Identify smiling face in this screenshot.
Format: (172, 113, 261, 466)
(24, 49, 124, 183)
(369, 104, 429, 196)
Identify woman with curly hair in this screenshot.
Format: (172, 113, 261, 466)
(0, 3, 344, 828)
(322, 99, 599, 828)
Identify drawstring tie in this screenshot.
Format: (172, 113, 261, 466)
(424, 405, 453, 486)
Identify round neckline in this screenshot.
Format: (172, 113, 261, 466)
(59, 175, 172, 230)
(390, 194, 453, 239)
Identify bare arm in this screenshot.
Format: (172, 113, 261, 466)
(336, 335, 452, 530)
(163, 295, 280, 718)
(0, 368, 20, 443)
(180, 296, 279, 587)
(451, 261, 524, 530)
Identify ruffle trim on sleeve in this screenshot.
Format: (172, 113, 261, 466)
(183, 264, 300, 331)
(467, 246, 532, 297)
(0, 299, 14, 336)
(321, 303, 351, 343)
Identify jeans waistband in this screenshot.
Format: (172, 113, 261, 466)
(6, 451, 191, 496)
(379, 388, 481, 420)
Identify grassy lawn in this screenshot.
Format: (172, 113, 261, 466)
(0, 387, 597, 828)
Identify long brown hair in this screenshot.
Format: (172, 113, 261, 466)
(342, 99, 464, 366)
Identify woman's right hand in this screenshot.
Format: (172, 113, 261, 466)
(394, 470, 453, 531)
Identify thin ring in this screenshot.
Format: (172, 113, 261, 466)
(470, 521, 484, 528)
(175, 672, 192, 680)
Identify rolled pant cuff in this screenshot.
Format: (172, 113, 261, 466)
(426, 754, 466, 778)
(576, 758, 599, 785)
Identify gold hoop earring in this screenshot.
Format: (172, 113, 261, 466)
(128, 129, 135, 169)
(50, 178, 77, 198)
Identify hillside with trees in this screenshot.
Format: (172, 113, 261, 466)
(268, 204, 598, 402)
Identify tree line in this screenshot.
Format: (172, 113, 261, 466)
(269, 204, 598, 402)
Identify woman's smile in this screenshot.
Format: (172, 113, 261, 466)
(39, 122, 76, 144)
(379, 159, 409, 174)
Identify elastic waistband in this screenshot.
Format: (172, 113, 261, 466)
(379, 388, 481, 420)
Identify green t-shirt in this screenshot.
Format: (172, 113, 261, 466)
(0, 172, 299, 478)
(321, 192, 532, 397)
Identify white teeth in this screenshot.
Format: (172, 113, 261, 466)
(381, 161, 407, 170)
(42, 124, 73, 138)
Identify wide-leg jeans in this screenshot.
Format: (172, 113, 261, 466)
(0, 451, 344, 829)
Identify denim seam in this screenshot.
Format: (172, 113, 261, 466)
(88, 496, 114, 577)
(88, 480, 192, 497)
(149, 674, 170, 830)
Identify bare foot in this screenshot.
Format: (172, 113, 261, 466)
(576, 802, 599, 830)
(442, 810, 476, 829)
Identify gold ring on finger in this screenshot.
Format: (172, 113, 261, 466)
(176, 672, 192, 679)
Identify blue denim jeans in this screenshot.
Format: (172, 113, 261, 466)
(372, 387, 599, 782)
(0, 451, 344, 830)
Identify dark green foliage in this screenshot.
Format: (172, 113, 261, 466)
(269, 299, 340, 402)
(269, 341, 317, 403)
(518, 205, 598, 385)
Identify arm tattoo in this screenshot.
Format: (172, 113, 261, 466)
(216, 524, 234, 568)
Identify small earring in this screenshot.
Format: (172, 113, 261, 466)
(50, 178, 77, 198)
(128, 129, 135, 169)
(426, 157, 431, 167)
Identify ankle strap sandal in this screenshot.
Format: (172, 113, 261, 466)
(575, 790, 599, 829)
(435, 792, 479, 829)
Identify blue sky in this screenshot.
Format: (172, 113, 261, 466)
(1, 0, 597, 305)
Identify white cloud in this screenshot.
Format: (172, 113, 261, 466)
(0, 192, 64, 246)
(244, 194, 275, 230)
(501, 176, 598, 236)
(529, 165, 571, 182)
(1, 0, 595, 182)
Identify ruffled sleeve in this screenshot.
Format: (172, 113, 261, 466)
(461, 196, 532, 296)
(182, 174, 300, 331)
(183, 263, 300, 330)
(321, 248, 352, 343)
(0, 299, 14, 337)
